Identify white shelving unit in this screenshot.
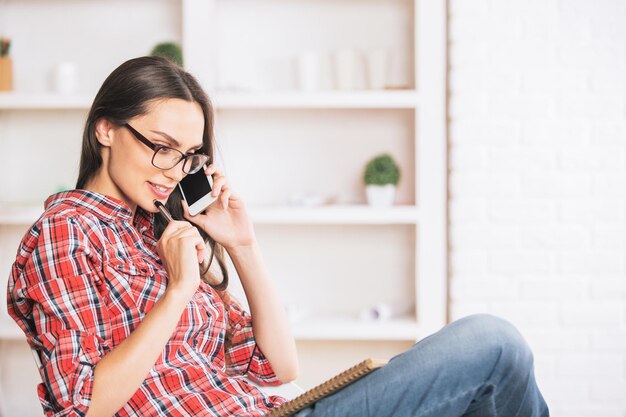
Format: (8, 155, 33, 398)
(292, 317, 422, 341)
(182, 0, 448, 340)
(0, 92, 94, 110)
(0, 0, 446, 341)
(0, 0, 446, 403)
(0, 203, 419, 225)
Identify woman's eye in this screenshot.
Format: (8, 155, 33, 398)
(158, 147, 176, 155)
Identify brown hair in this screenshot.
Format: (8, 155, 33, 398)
(76, 55, 228, 290)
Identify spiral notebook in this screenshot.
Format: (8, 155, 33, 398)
(266, 358, 388, 417)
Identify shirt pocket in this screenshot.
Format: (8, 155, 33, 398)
(107, 255, 166, 315)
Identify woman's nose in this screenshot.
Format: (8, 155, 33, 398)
(164, 160, 186, 181)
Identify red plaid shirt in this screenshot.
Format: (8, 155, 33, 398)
(7, 190, 286, 416)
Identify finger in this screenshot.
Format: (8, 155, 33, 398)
(168, 223, 198, 240)
(163, 220, 194, 236)
(206, 163, 221, 177)
(221, 189, 232, 209)
(228, 190, 240, 201)
(169, 221, 195, 233)
(181, 199, 206, 225)
(204, 164, 215, 177)
(181, 199, 191, 218)
(211, 175, 226, 197)
(195, 239, 206, 264)
(177, 232, 206, 264)
(175, 226, 202, 238)
(169, 230, 205, 264)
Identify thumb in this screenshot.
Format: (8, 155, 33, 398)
(196, 240, 206, 264)
(182, 199, 204, 227)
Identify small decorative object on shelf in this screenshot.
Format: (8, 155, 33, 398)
(51, 62, 78, 95)
(365, 48, 390, 90)
(0, 36, 13, 91)
(333, 48, 359, 90)
(296, 50, 321, 91)
(358, 301, 412, 322)
(150, 41, 183, 67)
(363, 153, 401, 207)
(287, 191, 336, 207)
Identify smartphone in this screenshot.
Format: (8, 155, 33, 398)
(178, 168, 218, 216)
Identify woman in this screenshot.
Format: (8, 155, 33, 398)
(7, 56, 549, 417)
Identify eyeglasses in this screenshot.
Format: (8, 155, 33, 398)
(124, 123, 210, 174)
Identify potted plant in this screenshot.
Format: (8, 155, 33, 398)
(0, 37, 13, 91)
(363, 153, 401, 207)
(150, 42, 183, 67)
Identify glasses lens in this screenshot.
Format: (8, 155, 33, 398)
(184, 154, 210, 174)
(153, 147, 184, 170)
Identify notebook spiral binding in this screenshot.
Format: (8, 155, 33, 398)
(266, 357, 388, 417)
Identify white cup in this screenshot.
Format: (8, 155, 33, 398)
(296, 51, 321, 91)
(366, 48, 390, 90)
(333, 48, 359, 90)
(53, 62, 78, 95)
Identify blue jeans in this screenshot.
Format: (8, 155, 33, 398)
(295, 314, 549, 417)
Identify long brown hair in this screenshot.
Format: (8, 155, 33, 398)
(76, 55, 228, 290)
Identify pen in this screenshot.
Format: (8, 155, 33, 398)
(154, 200, 174, 223)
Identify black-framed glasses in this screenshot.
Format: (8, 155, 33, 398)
(124, 123, 210, 174)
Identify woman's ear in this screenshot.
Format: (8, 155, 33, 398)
(94, 118, 115, 147)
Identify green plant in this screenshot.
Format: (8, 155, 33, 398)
(0, 37, 11, 57)
(363, 153, 401, 186)
(150, 42, 183, 66)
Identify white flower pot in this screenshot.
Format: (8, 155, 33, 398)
(365, 184, 396, 207)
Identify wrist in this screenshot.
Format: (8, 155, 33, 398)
(225, 239, 259, 258)
(163, 286, 193, 309)
(226, 240, 259, 262)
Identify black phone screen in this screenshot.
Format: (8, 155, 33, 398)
(179, 170, 212, 205)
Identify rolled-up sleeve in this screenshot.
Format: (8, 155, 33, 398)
(7, 214, 111, 417)
(222, 292, 281, 386)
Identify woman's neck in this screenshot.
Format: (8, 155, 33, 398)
(84, 173, 137, 217)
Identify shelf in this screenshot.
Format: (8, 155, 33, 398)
(0, 90, 419, 110)
(212, 90, 419, 109)
(291, 317, 421, 341)
(0, 92, 93, 110)
(250, 204, 419, 224)
(0, 203, 419, 226)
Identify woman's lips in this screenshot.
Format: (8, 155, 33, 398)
(148, 182, 173, 199)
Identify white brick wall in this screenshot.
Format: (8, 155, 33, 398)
(448, 1, 626, 415)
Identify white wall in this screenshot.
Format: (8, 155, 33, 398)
(448, 1, 626, 416)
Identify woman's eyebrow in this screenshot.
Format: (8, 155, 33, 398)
(150, 130, 203, 151)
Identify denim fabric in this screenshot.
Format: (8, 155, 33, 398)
(295, 314, 549, 417)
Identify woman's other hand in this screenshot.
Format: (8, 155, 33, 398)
(156, 220, 205, 300)
(182, 163, 256, 251)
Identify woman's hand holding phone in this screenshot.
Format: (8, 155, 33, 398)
(182, 163, 257, 251)
(156, 220, 206, 301)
